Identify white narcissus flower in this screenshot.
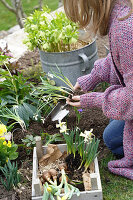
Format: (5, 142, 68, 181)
(47, 72, 54, 79)
(76, 126, 80, 131)
(80, 129, 94, 143)
(60, 125, 69, 135)
(56, 121, 69, 135)
(33, 114, 38, 120)
(41, 117, 45, 124)
(56, 120, 66, 128)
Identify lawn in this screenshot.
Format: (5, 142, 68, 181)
(100, 153, 133, 200)
(0, 0, 59, 31)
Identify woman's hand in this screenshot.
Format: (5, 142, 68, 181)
(66, 95, 81, 107)
(73, 82, 81, 91)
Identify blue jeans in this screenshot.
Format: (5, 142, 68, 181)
(103, 119, 125, 156)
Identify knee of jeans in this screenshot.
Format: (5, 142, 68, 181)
(103, 129, 112, 148)
(103, 130, 108, 144)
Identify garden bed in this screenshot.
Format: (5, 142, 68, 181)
(0, 35, 109, 200)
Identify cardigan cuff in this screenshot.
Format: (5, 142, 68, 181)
(80, 92, 104, 109)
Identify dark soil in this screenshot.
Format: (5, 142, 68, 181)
(0, 35, 110, 200)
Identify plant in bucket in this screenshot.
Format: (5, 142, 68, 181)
(23, 6, 98, 86)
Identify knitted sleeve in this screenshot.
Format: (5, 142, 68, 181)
(79, 13, 133, 121)
(77, 53, 120, 92)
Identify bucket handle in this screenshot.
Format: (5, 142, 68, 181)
(79, 53, 89, 72)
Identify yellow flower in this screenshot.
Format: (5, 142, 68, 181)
(47, 186, 52, 193)
(61, 196, 68, 200)
(0, 124, 7, 136)
(7, 141, 12, 148)
(0, 137, 5, 140)
(6, 158, 9, 163)
(3, 141, 7, 145)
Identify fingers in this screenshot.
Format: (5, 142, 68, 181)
(67, 101, 81, 107)
(71, 96, 80, 101)
(66, 95, 81, 107)
(73, 82, 81, 91)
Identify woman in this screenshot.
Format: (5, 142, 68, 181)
(64, 0, 133, 180)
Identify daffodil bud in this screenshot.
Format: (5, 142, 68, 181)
(61, 195, 68, 200)
(47, 186, 52, 193)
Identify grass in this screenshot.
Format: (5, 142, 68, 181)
(0, 0, 59, 31)
(99, 153, 133, 200)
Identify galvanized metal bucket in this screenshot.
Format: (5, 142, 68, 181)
(39, 38, 98, 86)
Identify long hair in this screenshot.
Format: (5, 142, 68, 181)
(63, 0, 133, 36)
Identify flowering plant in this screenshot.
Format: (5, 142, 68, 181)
(56, 121, 100, 172)
(23, 7, 79, 52)
(0, 123, 18, 166)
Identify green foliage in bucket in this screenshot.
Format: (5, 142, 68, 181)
(23, 7, 79, 52)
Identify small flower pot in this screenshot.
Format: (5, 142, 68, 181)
(32, 144, 103, 200)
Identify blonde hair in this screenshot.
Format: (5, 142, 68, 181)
(63, 0, 133, 36)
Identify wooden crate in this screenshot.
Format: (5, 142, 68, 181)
(32, 144, 103, 200)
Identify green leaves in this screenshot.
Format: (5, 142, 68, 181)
(0, 52, 11, 66)
(62, 127, 84, 157)
(24, 7, 79, 52)
(41, 132, 64, 146)
(61, 125, 100, 171)
(0, 66, 53, 128)
(31, 66, 74, 113)
(0, 160, 21, 191)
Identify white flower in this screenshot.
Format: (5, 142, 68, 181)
(56, 120, 69, 135)
(47, 72, 54, 79)
(4, 132, 12, 141)
(33, 114, 38, 120)
(41, 117, 45, 124)
(56, 120, 66, 128)
(76, 126, 80, 131)
(80, 129, 94, 143)
(60, 125, 69, 135)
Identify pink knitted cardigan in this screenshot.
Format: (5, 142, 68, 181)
(77, 0, 133, 180)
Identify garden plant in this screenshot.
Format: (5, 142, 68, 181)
(23, 7, 79, 52)
(0, 51, 58, 129)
